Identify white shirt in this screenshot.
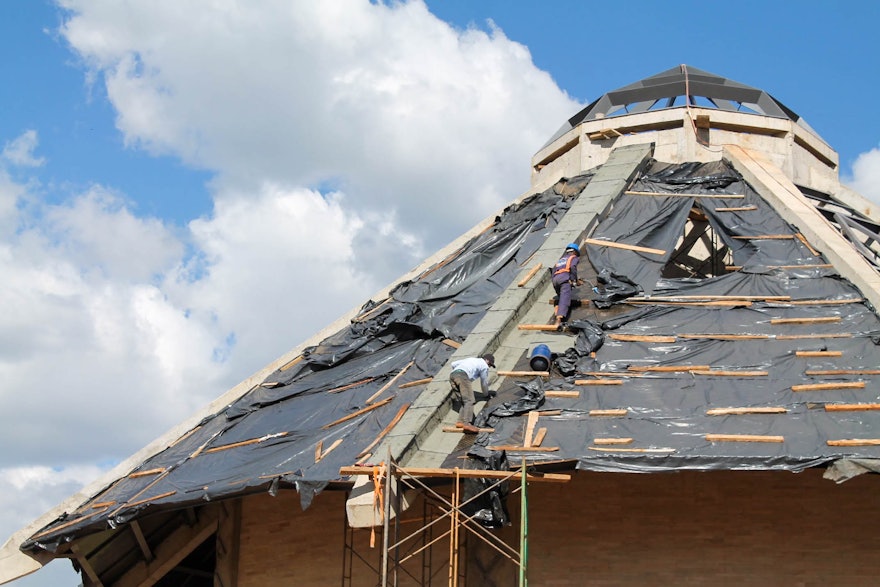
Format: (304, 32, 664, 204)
(450, 357, 491, 393)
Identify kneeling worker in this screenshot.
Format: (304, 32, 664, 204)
(449, 354, 495, 434)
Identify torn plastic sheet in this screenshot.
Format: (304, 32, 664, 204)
(823, 458, 880, 483)
(23, 174, 594, 552)
(588, 159, 826, 301)
(586, 191, 694, 296)
(461, 445, 511, 528)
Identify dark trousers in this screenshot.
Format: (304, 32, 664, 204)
(553, 274, 572, 319)
(449, 370, 475, 424)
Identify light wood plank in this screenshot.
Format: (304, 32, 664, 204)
(824, 403, 880, 412)
(771, 316, 840, 325)
(706, 407, 788, 415)
(827, 439, 880, 446)
(517, 263, 543, 287)
(796, 351, 842, 357)
(583, 237, 665, 256)
(791, 382, 865, 392)
(705, 434, 784, 443)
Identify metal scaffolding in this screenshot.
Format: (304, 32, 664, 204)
(341, 456, 533, 587)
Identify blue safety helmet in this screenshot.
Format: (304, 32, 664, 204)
(565, 242, 580, 254)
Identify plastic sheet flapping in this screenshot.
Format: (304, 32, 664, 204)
(460, 445, 511, 528)
(23, 173, 595, 553)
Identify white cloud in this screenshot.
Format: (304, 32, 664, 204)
(1, 130, 45, 168)
(1, 2, 581, 583)
(58, 0, 578, 258)
(845, 147, 880, 204)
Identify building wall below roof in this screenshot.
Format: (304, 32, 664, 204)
(233, 468, 879, 586)
(530, 108, 839, 197)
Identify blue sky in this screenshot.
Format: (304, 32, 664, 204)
(1, 1, 878, 585)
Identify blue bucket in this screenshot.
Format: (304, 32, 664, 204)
(529, 344, 552, 371)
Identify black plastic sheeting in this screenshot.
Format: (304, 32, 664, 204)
(467, 160, 880, 477)
(23, 174, 594, 554)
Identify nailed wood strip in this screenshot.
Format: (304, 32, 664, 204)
(691, 370, 769, 377)
(827, 439, 880, 447)
(771, 316, 840, 325)
(632, 295, 789, 301)
(776, 333, 851, 340)
(356, 402, 411, 457)
(625, 190, 744, 199)
(442, 426, 495, 433)
(588, 446, 674, 453)
(487, 446, 559, 452)
(726, 264, 832, 271)
(314, 440, 323, 463)
(628, 365, 711, 372)
(204, 432, 289, 454)
(589, 409, 628, 417)
(579, 371, 643, 377)
(796, 351, 843, 357)
(806, 369, 880, 376)
(715, 205, 758, 212)
(517, 263, 543, 287)
(442, 338, 462, 349)
(706, 407, 788, 415)
(732, 234, 796, 240)
(498, 370, 550, 377)
(279, 355, 304, 372)
(30, 506, 112, 540)
(518, 324, 565, 331)
(824, 403, 880, 412)
(627, 300, 751, 307)
(523, 411, 540, 448)
(574, 379, 623, 386)
(351, 300, 390, 323)
(592, 438, 633, 445)
(705, 434, 784, 443)
(796, 232, 821, 257)
(583, 237, 665, 256)
(785, 298, 862, 306)
(532, 427, 548, 447)
(327, 377, 376, 394)
(123, 490, 178, 509)
(366, 361, 414, 404)
(90, 500, 117, 509)
(129, 467, 166, 479)
(323, 396, 394, 429)
(537, 410, 562, 416)
(316, 438, 344, 463)
(545, 390, 580, 398)
(608, 334, 676, 343)
(679, 334, 769, 340)
(791, 381, 865, 392)
(398, 378, 432, 389)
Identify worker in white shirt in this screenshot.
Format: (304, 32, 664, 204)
(449, 354, 495, 434)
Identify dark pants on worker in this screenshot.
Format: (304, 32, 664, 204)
(553, 273, 572, 320)
(449, 370, 475, 425)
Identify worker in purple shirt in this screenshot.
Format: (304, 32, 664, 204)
(552, 243, 581, 328)
(449, 354, 495, 434)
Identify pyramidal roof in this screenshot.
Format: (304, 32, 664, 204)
(542, 64, 820, 148)
(5, 66, 880, 585)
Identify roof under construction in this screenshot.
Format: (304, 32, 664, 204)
(4, 64, 880, 585)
